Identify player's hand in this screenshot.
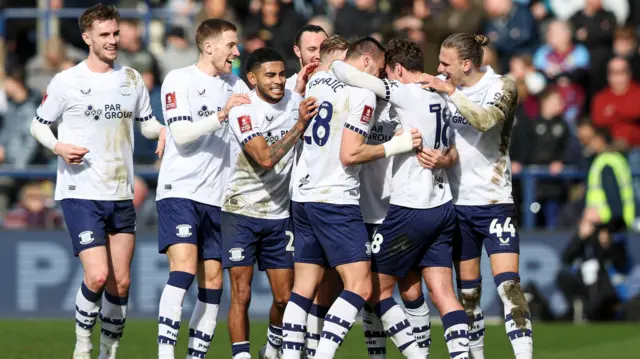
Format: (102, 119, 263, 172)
(54, 142, 89, 164)
(297, 97, 319, 127)
(416, 148, 447, 169)
(220, 94, 251, 121)
(409, 128, 422, 150)
(294, 62, 320, 95)
(155, 127, 166, 159)
(418, 73, 456, 95)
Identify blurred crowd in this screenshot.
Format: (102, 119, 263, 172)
(1, 0, 640, 230)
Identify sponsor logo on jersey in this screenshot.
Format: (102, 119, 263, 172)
(102, 104, 133, 120)
(165, 92, 177, 110)
(197, 105, 219, 117)
(451, 109, 468, 124)
(84, 105, 103, 120)
(360, 105, 373, 125)
(238, 115, 252, 133)
(264, 130, 289, 146)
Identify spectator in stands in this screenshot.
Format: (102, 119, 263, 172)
(116, 19, 161, 83)
(512, 88, 570, 228)
(550, 0, 629, 26)
(422, 0, 485, 73)
(333, 0, 388, 41)
(508, 54, 547, 120)
(133, 176, 158, 229)
(591, 57, 640, 150)
(570, 0, 617, 95)
(25, 36, 85, 96)
(2, 182, 63, 230)
(534, 19, 589, 126)
(159, 26, 199, 82)
(485, 0, 539, 73)
(194, 0, 243, 40)
(612, 27, 640, 83)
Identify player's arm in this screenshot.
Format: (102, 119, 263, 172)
(29, 75, 88, 164)
(340, 90, 420, 166)
(421, 75, 518, 132)
(132, 70, 164, 140)
(330, 61, 411, 107)
(234, 97, 319, 169)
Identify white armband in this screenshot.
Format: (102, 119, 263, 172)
(30, 119, 59, 153)
(168, 114, 222, 146)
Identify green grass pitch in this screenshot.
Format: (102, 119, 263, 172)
(0, 320, 638, 358)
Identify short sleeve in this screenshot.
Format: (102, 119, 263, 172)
(35, 74, 67, 126)
(344, 88, 377, 137)
(161, 71, 192, 125)
(228, 106, 263, 147)
(132, 69, 154, 122)
(381, 79, 412, 109)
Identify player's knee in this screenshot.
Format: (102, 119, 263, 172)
(273, 291, 290, 312)
(85, 271, 108, 291)
(348, 280, 372, 302)
(400, 283, 423, 302)
(202, 275, 223, 290)
(115, 276, 131, 296)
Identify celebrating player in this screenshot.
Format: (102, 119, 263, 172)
(220, 47, 318, 359)
(287, 25, 328, 95)
(155, 19, 250, 359)
(29, 4, 165, 359)
(281, 36, 422, 359)
(332, 38, 470, 359)
(419, 33, 531, 359)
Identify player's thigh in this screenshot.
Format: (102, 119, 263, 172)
(373, 205, 431, 278)
(105, 232, 135, 282)
(196, 258, 224, 289)
(292, 262, 325, 299)
(61, 199, 108, 257)
(306, 203, 371, 268)
(258, 217, 295, 271)
(489, 253, 520, 276)
(422, 266, 460, 314)
(221, 211, 259, 269)
(291, 202, 327, 267)
(199, 203, 224, 262)
(452, 205, 484, 263)
(78, 245, 110, 288)
(266, 268, 294, 304)
(156, 198, 200, 263)
(419, 202, 457, 270)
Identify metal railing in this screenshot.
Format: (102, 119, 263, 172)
(2, 165, 640, 230)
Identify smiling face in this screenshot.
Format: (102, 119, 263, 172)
(208, 30, 240, 75)
(437, 46, 469, 86)
(249, 61, 286, 103)
(82, 18, 120, 64)
(295, 31, 328, 66)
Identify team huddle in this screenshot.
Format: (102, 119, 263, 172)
(29, 3, 533, 359)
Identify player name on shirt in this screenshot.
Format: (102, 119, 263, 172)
(223, 90, 303, 219)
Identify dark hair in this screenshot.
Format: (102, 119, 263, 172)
(195, 18, 237, 52)
(320, 35, 349, 61)
(345, 36, 385, 61)
(5, 64, 26, 84)
(441, 33, 490, 67)
(384, 38, 424, 73)
(246, 47, 285, 73)
(594, 126, 613, 145)
(78, 3, 120, 32)
(295, 24, 327, 47)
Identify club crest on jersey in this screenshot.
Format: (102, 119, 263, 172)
(165, 92, 177, 110)
(229, 248, 245, 261)
(78, 231, 95, 245)
(238, 115, 253, 133)
(176, 224, 192, 238)
(360, 105, 373, 125)
(120, 85, 132, 96)
(84, 105, 103, 120)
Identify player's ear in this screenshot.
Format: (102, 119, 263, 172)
(394, 63, 402, 78)
(293, 45, 302, 59)
(247, 71, 258, 87)
(462, 59, 472, 72)
(203, 40, 213, 56)
(82, 32, 91, 47)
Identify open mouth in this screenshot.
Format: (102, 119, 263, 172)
(271, 87, 284, 95)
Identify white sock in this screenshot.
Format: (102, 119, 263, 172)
(458, 278, 484, 359)
(362, 305, 386, 359)
(99, 292, 128, 358)
(442, 310, 470, 359)
(496, 273, 533, 359)
(74, 282, 102, 354)
(265, 324, 283, 359)
(232, 341, 251, 359)
(375, 298, 423, 359)
(305, 304, 328, 359)
(187, 288, 221, 359)
(315, 291, 366, 359)
(282, 293, 313, 359)
(157, 271, 194, 358)
(402, 295, 431, 358)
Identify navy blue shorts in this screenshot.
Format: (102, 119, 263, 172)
(292, 201, 371, 268)
(60, 199, 136, 256)
(453, 203, 520, 261)
(221, 212, 294, 270)
(157, 198, 222, 261)
(374, 201, 456, 277)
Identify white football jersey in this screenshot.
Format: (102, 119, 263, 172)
(156, 65, 249, 207)
(285, 73, 298, 92)
(224, 89, 303, 219)
(359, 99, 399, 224)
(35, 61, 154, 201)
(381, 79, 452, 209)
(291, 71, 376, 205)
(443, 67, 515, 205)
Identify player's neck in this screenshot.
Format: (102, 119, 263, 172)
(196, 58, 221, 77)
(402, 71, 423, 83)
(460, 69, 486, 88)
(85, 54, 114, 73)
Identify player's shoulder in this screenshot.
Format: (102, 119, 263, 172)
(49, 62, 85, 88)
(163, 66, 193, 85)
(228, 103, 256, 121)
(220, 73, 249, 90)
(348, 85, 375, 102)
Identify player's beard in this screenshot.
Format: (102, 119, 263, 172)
(96, 46, 118, 64)
(257, 83, 284, 104)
